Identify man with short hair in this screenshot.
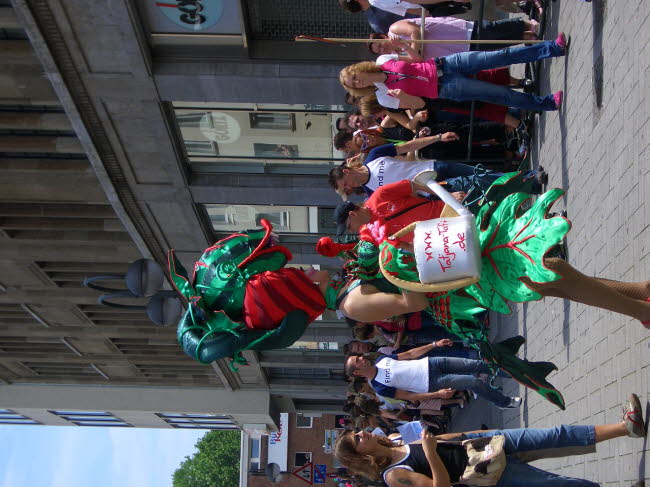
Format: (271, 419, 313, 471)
(333, 131, 360, 155)
(328, 138, 544, 198)
(345, 352, 521, 408)
(333, 179, 451, 239)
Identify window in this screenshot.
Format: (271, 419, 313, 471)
(255, 211, 290, 229)
(49, 410, 131, 427)
(294, 452, 312, 467)
(156, 413, 238, 430)
(249, 438, 261, 472)
(172, 102, 346, 174)
(249, 113, 295, 131)
(296, 414, 313, 428)
(0, 409, 39, 425)
(253, 143, 299, 158)
(184, 140, 219, 156)
(204, 204, 318, 233)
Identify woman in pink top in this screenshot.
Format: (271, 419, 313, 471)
(340, 33, 567, 112)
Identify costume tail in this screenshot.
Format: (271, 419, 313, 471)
(479, 336, 565, 410)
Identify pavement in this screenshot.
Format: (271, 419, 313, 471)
(448, 0, 650, 485)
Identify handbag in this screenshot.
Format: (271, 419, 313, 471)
(459, 435, 507, 486)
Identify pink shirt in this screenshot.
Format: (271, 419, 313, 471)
(379, 58, 439, 99)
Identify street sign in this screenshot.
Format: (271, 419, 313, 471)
(314, 464, 326, 484)
(292, 462, 313, 485)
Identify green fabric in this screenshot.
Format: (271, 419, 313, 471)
(368, 186, 571, 409)
(465, 189, 570, 313)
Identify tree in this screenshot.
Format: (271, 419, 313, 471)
(173, 430, 241, 487)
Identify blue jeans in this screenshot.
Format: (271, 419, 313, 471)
(445, 170, 541, 194)
(433, 163, 541, 195)
(462, 426, 599, 487)
(438, 40, 564, 111)
(427, 357, 511, 407)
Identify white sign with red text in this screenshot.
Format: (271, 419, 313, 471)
(413, 216, 481, 283)
(267, 412, 288, 470)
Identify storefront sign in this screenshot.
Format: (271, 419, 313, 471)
(155, 0, 224, 31)
(267, 412, 288, 470)
(200, 112, 240, 144)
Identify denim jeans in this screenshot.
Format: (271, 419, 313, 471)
(438, 40, 564, 111)
(445, 169, 541, 194)
(427, 356, 511, 407)
(462, 426, 599, 487)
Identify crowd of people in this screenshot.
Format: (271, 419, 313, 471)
(322, 2, 647, 487)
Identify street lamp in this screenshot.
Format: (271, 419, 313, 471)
(83, 258, 182, 326)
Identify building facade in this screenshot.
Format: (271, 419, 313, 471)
(0, 0, 373, 431)
(243, 413, 345, 487)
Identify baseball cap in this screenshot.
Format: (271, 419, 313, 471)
(333, 201, 357, 236)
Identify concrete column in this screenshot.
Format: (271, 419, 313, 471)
(0, 40, 39, 65)
(0, 172, 108, 202)
(0, 111, 72, 131)
(0, 383, 276, 428)
(0, 65, 59, 104)
(0, 7, 21, 29)
(0, 135, 82, 153)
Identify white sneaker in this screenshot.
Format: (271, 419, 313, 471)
(499, 397, 522, 409)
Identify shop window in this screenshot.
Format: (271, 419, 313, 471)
(172, 102, 346, 174)
(253, 143, 299, 158)
(249, 113, 295, 131)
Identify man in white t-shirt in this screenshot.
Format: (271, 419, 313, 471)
(345, 350, 521, 409)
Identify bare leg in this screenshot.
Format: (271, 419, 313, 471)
(339, 284, 428, 322)
(594, 422, 627, 442)
(593, 277, 650, 301)
(523, 258, 650, 322)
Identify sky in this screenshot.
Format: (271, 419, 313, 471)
(0, 425, 207, 487)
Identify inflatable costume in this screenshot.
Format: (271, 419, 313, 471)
(168, 220, 325, 369)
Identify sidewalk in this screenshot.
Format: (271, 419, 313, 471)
(450, 0, 649, 484)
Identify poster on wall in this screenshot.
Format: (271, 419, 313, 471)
(143, 1, 243, 34)
(334, 415, 349, 429)
(267, 412, 288, 470)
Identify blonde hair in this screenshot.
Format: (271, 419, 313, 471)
(333, 431, 393, 480)
(358, 94, 386, 117)
(339, 62, 382, 97)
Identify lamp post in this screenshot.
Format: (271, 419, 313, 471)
(83, 258, 182, 326)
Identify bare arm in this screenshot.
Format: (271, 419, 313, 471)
(394, 389, 454, 402)
(408, 0, 468, 4)
(397, 339, 453, 360)
(385, 467, 440, 487)
(421, 430, 451, 487)
(390, 19, 421, 44)
(382, 111, 416, 132)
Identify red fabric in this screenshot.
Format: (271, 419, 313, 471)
(380, 59, 439, 99)
(364, 180, 444, 243)
(242, 268, 325, 330)
(316, 237, 356, 258)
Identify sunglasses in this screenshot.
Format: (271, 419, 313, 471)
(359, 132, 371, 151)
(353, 433, 361, 447)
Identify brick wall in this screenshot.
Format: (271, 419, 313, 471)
(248, 413, 342, 487)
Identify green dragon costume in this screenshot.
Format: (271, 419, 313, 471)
(168, 220, 326, 370)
